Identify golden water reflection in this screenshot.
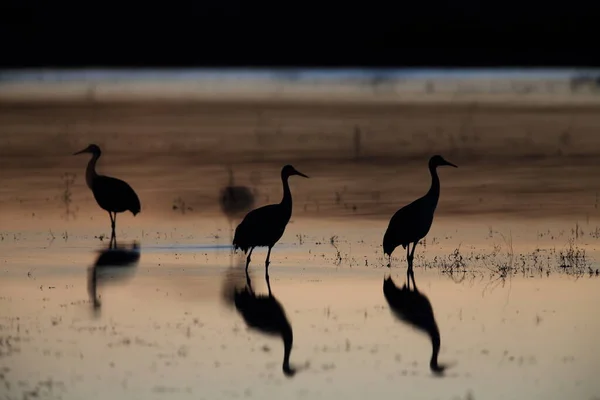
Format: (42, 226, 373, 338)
(0, 238, 598, 399)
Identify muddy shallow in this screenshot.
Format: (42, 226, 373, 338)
(1, 215, 599, 400)
(1, 98, 600, 399)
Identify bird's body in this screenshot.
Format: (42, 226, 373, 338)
(74, 144, 141, 245)
(233, 165, 308, 283)
(91, 175, 141, 215)
(383, 274, 446, 375)
(233, 204, 289, 252)
(383, 195, 437, 255)
(383, 155, 457, 272)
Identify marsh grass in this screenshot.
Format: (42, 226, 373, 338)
(330, 235, 343, 266)
(419, 228, 594, 281)
(319, 222, 598, 281)
(61, 172, 77, 220)
(172, 197, 193, 214)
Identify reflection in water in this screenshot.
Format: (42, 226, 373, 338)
(222, 266, 300, 377)
(383, 271, 449, 376)
(87, 241, 141, 313)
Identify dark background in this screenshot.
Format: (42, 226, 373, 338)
(1, 0, 599, 68)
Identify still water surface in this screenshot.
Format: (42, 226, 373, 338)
(1, 219, 599, 400)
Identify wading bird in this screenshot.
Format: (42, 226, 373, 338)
(219, 165, 255, 241)
(233, 164, 308, 284)
(383, 155, 457, 277)
(74, 144, 141, 245)
(383, 272, 448, 375)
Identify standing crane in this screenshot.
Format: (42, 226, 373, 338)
(233, 164, 308, 285)
(74, 144, 141, 246)
(383, 155, 457, 278)
(383, 272, 448, 375)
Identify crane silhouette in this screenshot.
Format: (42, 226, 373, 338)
(221, 267, 300, 377)
(383, 272, 448, 375)
(383, 155, 457, 278)
(219, 165, 256, 242)
(74, 144, 141, 246)
(233, 164, 308, 285)
(88, 241, 141, 312)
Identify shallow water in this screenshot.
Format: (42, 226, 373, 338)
(1, 216, 600, 400)
(2, 98, 600, 399)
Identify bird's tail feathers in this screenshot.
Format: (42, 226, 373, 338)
(232, 240, 250, 254)
(130, 206, 141, 216)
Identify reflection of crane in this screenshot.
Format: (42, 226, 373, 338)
(88, 241, 141, 311)
(383, 272, 448, 375)
(233, 165, 308, 285)
(229, 269, 296, 377)
(383, 155, 457, 278)
(74, 144, 141, 246)
(219, 165, 255, 242)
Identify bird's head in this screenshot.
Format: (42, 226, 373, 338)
(430, 361, 447, 376)
(429, 155, 457, 169)
(73, 144, 101, 156)
(283, 364, 297, 377)
(281, 164, 309, 179)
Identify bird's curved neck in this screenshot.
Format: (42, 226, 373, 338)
(86, 153, 100, 189)
(280, 174, 292, 210)
(282, 325, 293, 373)
(429, 326, 441, 371)
(89, 267, 98, 304)
(427, 164, 440, 208)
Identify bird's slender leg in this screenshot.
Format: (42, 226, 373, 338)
(409, 241, 417, 273)
(245, 247, 254, 272)
(108, 211, 114, 232)
(265, 246, 273, 290)
(88, 266, 100, 309)
(107, 212, 116, 249)
(266, 270, 273, 297)
(387, 254, 392, 268)
(112, 212, 117, 239)
(245, 267, 253, 293)
(227, 219, 233, 267)
(406, 244, 411, 284)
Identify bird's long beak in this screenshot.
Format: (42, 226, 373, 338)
(444, 160, 458, 168)
(73, 148, 88, 155)
(295, 170, 309, 178)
